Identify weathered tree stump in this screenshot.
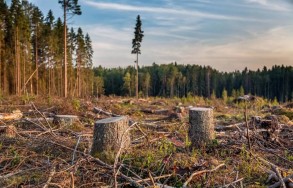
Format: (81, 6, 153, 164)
(91, 116, 130, 156)
(188, 107, 215, 147)
(53, 115, 78, 126)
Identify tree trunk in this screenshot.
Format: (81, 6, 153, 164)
(136, 52, 138, 99)
(35, 24, 38, 96)
(188, 107, 215, 147)
(63, 0, 68, 98)
(91, 116, 130, 156)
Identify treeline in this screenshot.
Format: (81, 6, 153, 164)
(93, 63, 293, 102)
(1, 1, 292, 102)
(0, 0, 93, 97)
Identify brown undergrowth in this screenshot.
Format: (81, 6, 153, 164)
(0, 96, 292, 187)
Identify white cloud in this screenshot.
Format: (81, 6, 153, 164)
(245, 0, 290, 11)
(83, 0, 259, 21)
(87, 24, 293, 72)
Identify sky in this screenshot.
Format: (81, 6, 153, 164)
(15, 0, 293, 71)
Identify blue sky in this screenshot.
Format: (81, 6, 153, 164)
(20, 0, 293, 71)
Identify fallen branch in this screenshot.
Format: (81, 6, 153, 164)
(0, 110, 23, 121)
(141, 109, 170, 115)
(31, 102, 55, 136)
(135, 174, 173, 184)
(43, 166, 56, 188)
(272, 166, 286, 188)
(220, 178, 244, 188)
(215, 123, 244, 132)
(0, 167, 45, 180)
(268, 174, 293, 188)
(93, 107, 120, 117)
(183, 163, 225, 188)
(72, 136, 82, 165)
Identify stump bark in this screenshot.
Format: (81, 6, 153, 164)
(91, 116, 130, 156)
(53, 115, 78, 126)
(189, 107, 215, 147)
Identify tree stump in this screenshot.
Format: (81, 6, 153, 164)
(188, 107, 215, 147)
(53, 115, 78, 127)
(91, 116, 130, 156)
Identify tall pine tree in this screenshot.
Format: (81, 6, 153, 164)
(58, 0, 81, 97)
(131, 15, 144, 99)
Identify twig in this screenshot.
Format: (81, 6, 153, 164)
(93, 107, 120, 117)
(220, 178, 244, 188)
(135, 123, 148, 140)
(272, 166, 286, 188)
(43, 166, 56, 188)
(72, 136, 81, 165)
(120, 164, 150, 186)
(70, 172, 75, 188)
(134, 174, 173, 184)
(244, 101, 251, 151)
(148, 170, 156, 186)
(23, 118, 47, 131)
(183, 163, 225, 188)
(0, 167, 45, 180)
(114, 122, 137, 188)
(30, 102, 55, 136)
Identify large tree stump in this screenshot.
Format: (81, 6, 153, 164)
(188, 107, 215, 147)
(91, 116, 130, 156)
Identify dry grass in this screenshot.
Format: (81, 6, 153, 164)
(0, 96, 292, 187)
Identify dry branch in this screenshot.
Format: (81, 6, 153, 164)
(141, 109, 170, 115)
(220, 178, 244, 188)
(183, 163, 225, 188)
(93, 107, 120, 117)
(268, 174, 293, 188)
(43, 166, 56, 188)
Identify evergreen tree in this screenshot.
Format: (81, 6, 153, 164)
(76, 27, 85, 97)
(123, 72, 131, 96)
(31, 6, 44, 95)
(58, 0, 81, 97)
(222, 88, 228, 103)
(131, 15, 144, 99)
(0, 0, 8, 94)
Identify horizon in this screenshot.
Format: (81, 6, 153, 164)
(10, 0, 293, 71)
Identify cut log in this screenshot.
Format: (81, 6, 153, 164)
(53, 115, 78, 126)
(188, 107, 215, 147)
(91, 116, 130, 156)
(0, 110, 23, 121)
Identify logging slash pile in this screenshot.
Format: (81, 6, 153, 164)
(0, 96, 292, 188)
